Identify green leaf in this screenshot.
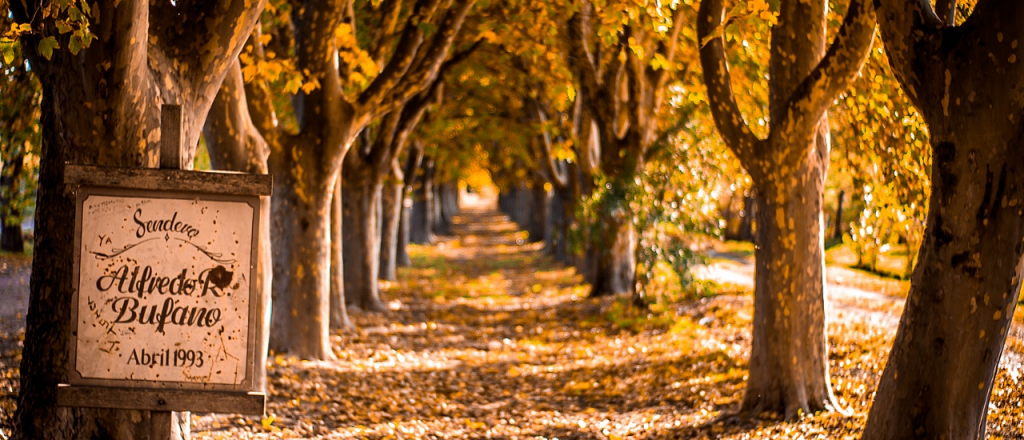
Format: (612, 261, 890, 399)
(38, 36, 59, 60)
(69, 35, 82, 55)
(0, 39, 17, 65)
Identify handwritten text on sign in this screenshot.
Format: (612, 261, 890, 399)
(76, 195, 253, 385)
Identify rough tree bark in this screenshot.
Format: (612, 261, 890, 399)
(698, 0, 876, 418)
(10, 0, 264, 438)
(342, 147, 386, 311)
(567, 1, 686, 297)
(862, 1, 1024, 438)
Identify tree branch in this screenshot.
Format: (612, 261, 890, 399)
(370, 0, 476, 119)
(651, 5, 688, 89)
(934, 0, 956, 26)
(532, 98, 570, 189)
(370, 0, 404, 66)
(696, 0, 761, 165)
(874, 0, 944, 106)
(770, 0, 876, 155)
(204, 58, 270, 174)
(152, 0, 268, 103)
(357, 0, 445, 110)
(567, 8, 601, 115)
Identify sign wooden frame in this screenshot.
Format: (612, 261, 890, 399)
(56, 106, 273, 424)
(68, 184, 262, 392)
(60, 165, 272, 415)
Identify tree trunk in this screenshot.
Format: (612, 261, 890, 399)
(342, 167, 386, 312)
(410, 159, 435, 245)
(589, 190, 636, 297)
(697, 0, 877, 419)
(861, 3, 1024, 433)
(329, 179, 352, 329)
(548, 185, 569, 260)
(433, 182, 454, 236)
(397, 141, 424, 266)
(397, 198, 413, 267)
(742, 148, 837, 418)
(11, 0, 264, 436)
(738, 193, 756, 242)
(0, 150, 25, 253)
(863, 138, 1024, 438)
(270, 160, 336, 360)
(528, 184, 548, 243)
(832, 189, 844, 241)
(379, 177, 403, 281)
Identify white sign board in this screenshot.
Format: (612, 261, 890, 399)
(70, 188, 260, 391)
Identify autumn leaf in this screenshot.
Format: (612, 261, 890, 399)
(37, 36, 58, 60)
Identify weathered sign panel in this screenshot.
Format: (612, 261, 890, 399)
(70, 187, 261, 391)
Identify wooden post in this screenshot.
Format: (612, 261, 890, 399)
(154, 103, 183, 440)
(152, 411, 173, 440)
(161, 105, 184, 171)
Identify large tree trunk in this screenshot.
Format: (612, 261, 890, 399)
(698, 0, 876, 419)
(342, 165, 386, 312)
(12, 0, 263, 437)
(864, 136, 1024, 438)
(862, 3, 1024, 436)
(270, 159, 336, 360)
(738, 0, 841, 417)
(743, 146, 837, 417)
(380, 175, 403, 281)
(0, 151, 26, 253)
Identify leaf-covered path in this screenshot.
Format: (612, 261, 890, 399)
(188, 198, 1022, 439)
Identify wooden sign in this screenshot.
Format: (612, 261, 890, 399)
(57, 106, 270, 420)
(71, 188, 259, 390)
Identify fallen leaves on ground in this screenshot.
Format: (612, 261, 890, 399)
(0, 207, 1021, 438)
(191, 207, 1023, 439)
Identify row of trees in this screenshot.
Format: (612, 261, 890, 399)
(2, 0, 1021, 439)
